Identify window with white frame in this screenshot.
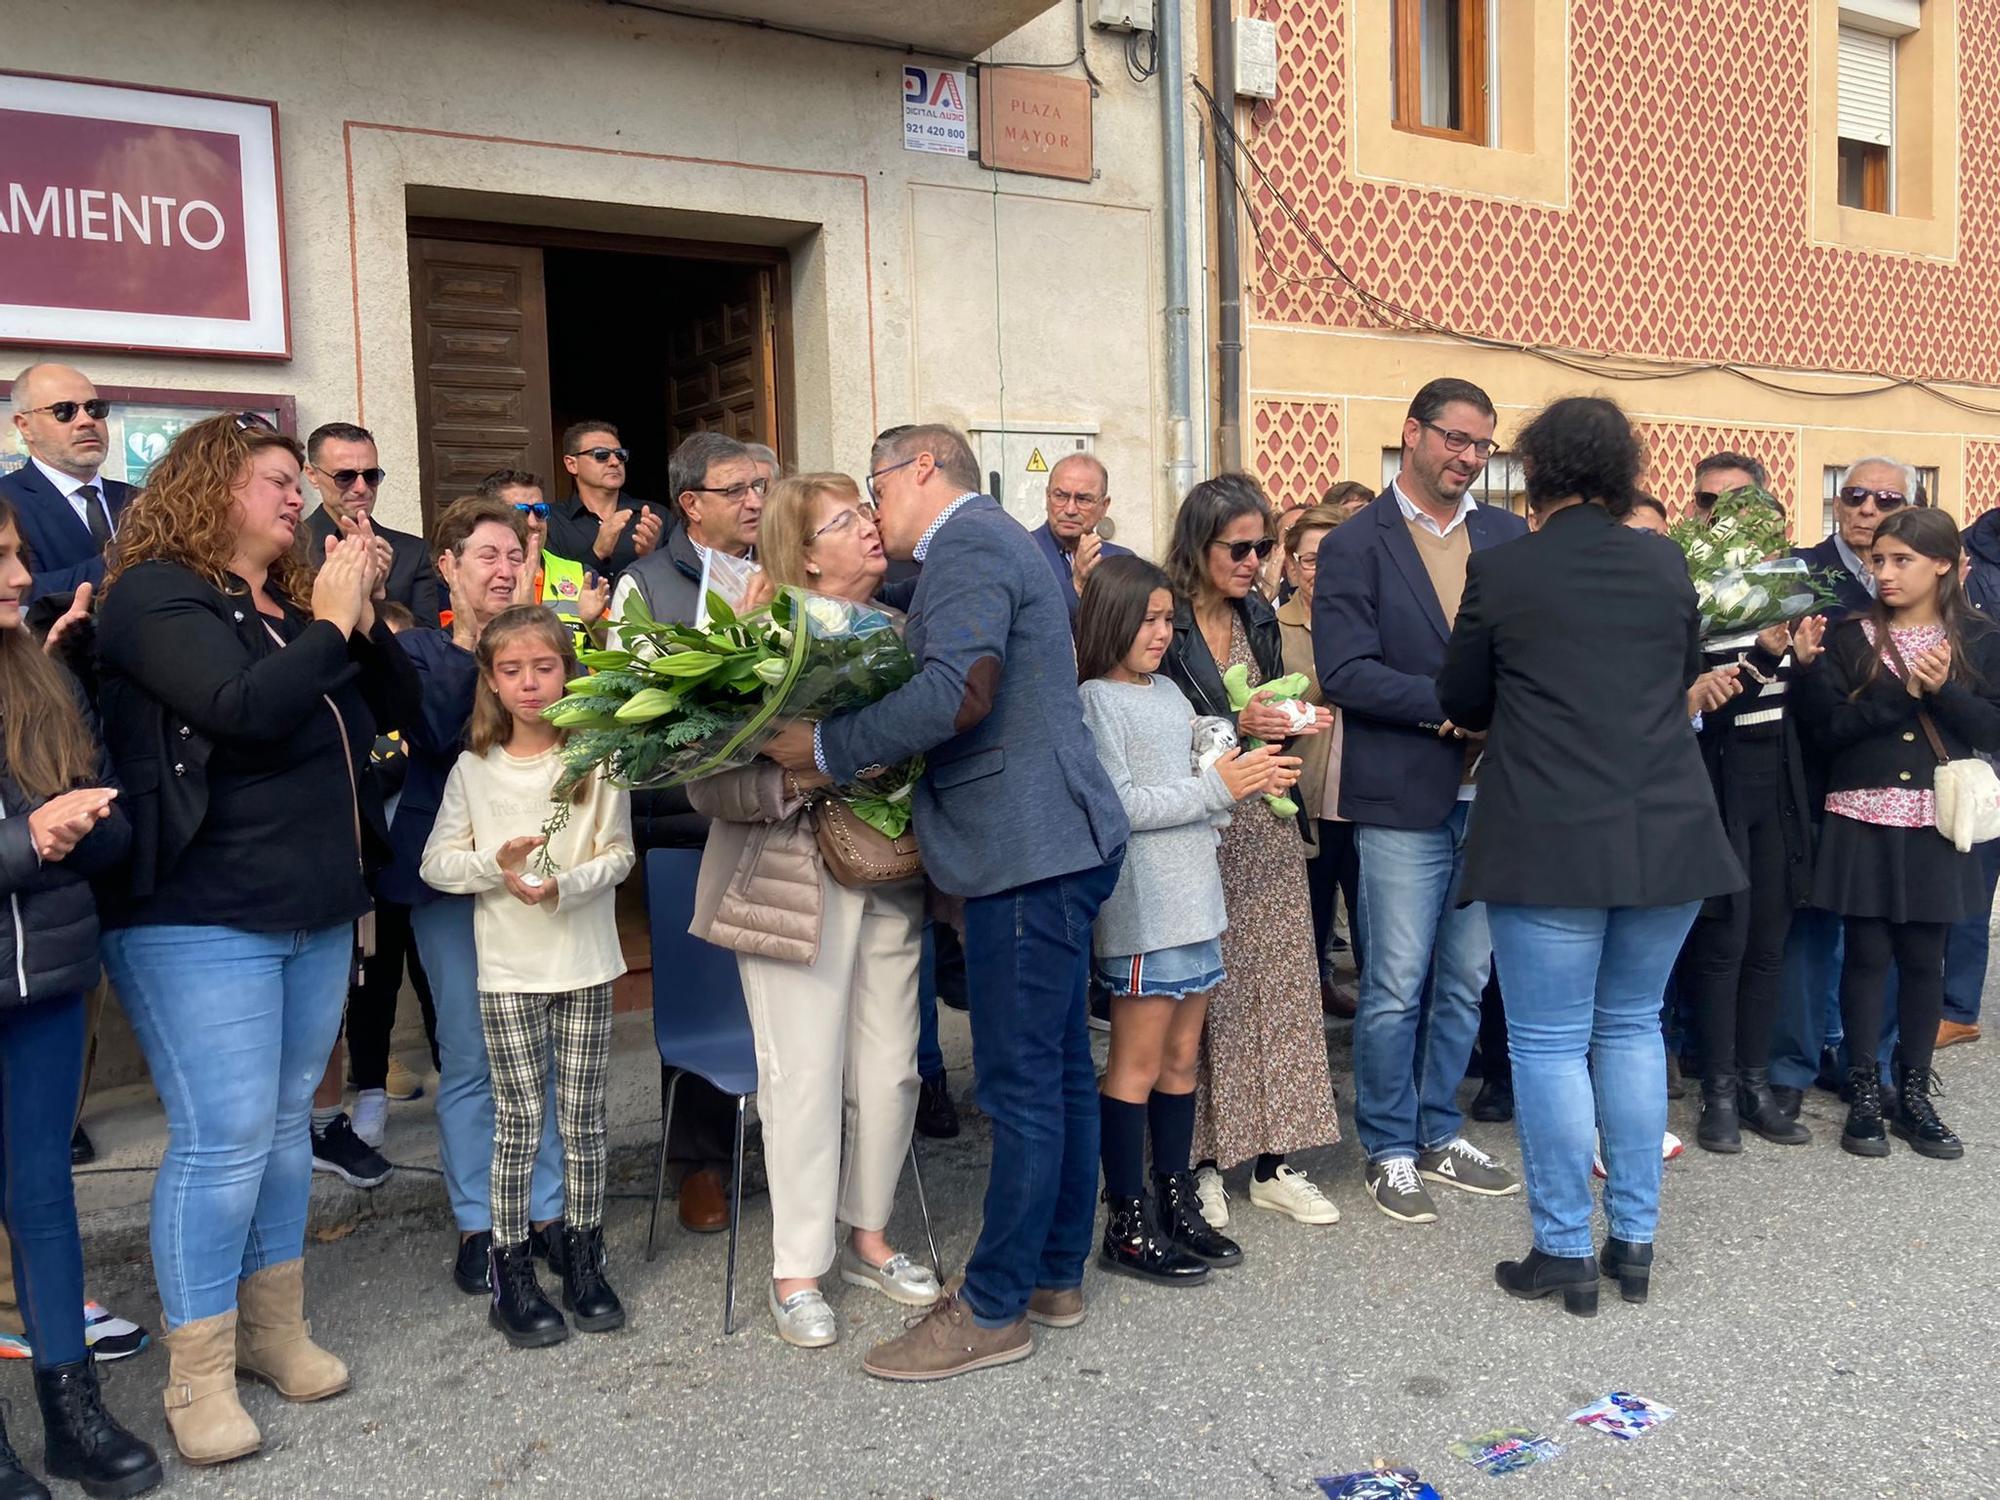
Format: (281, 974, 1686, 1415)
(1836, 1, 1921, 213)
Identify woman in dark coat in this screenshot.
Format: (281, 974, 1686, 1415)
(1438, 397, 1743, 1317)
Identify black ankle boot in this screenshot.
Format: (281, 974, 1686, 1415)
(1099, 1194, 1209, 1285)
(1469, 1074, 1514, 1123)
(0, 1404, 50, 1500)
(1737, 1067, 1811, 1145)
(1494, 1248, 1599, 1317)
(1890, 1065, 1964, 1160)
(1153, 1171, 1243, 1266)
(1840, 1068, 1890, 1158)
(560, 1223, 627, 1332)
(1696, 1076, 1742, 1153)
(1598, 1238, 1654, 1305)
(531, 1219, 569, 1278)
(454, 1230, 492, 1295)
(35, 1358, 161, 1499)
(489, 1239, 569, 1348)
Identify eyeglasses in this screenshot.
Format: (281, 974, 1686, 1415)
(22, 399, 110, 423)
(866, 455, 919, 501)
(1293, 553, 1320, 572)
(1048, 488, 1105, 509)
(1694, 490, 1722, 509)
(1838, 486, 1907, 510)
(233, 411, 277, 433)
(1211, 538, 1277, 563)
(1419, 420, 1498, 459)
(316, 466, 386, 489)
(570, 446, 630, 464)
(690, 476, 770, 503)
(809, 503, 877, 542)
(513, 501, 551, 519)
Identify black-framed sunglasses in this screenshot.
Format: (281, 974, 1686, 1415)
(1419, 419, 1498, 459)
(1694, 489, 1721, 509)
(866, 455, 919, 501)
(1838, 486, 1907, 510)
(691, 476, 770, 503)
(1211, 537, 1277, 563)
(23, 399, 110, 423)
(513, 501, 551, 519)
(571, 446, 630, 464)
(316, 466, 386, 488)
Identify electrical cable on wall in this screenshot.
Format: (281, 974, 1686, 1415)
(1190, 76, 2000, 422)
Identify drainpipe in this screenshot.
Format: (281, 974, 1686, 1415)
(1209, 0, 1242, 473)
(1160, 0, 1196, 507)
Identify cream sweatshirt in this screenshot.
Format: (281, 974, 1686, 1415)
(420, 743, 635, 993)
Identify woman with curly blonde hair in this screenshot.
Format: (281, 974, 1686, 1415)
(95, 412, 419, 1467)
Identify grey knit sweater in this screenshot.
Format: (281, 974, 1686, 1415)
(1079, 676, 1235, 958)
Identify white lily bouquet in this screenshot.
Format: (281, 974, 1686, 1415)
(1667, 486, 1841, 645)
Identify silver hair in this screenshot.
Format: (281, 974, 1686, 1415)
(743, 441, 781, 476)
(1842, 455, 1921, 499)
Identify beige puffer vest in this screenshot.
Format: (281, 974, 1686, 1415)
(687, 765, 825, 965)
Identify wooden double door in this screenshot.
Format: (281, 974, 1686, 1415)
(407, 225, 784, 530)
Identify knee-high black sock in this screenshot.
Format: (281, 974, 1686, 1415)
(1148, 1089, 1196, 1178)
(1099, 1095, 1148, 1201)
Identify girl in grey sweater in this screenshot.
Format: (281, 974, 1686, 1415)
(1075, 557, 1298, 1284)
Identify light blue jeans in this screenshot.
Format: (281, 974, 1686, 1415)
(1353, 804, 1491, 1162)
(105, 923, 352, 1328)
(410, 897, 563, 1234)
(1486, 902, 1702, 1258)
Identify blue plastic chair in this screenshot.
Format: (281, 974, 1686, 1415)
(640, 848, 941, 1334)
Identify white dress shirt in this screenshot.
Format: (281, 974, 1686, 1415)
(1390, 475, 1478, 538)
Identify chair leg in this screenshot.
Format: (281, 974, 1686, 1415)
(723, 1094, 747, 1335)
(646, 1066, 684, 1264)
(908, 1139, 943, 1285)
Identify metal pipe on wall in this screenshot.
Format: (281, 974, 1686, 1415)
(1160, 0, 1196, 507)
(1209, 0, 1242, 474)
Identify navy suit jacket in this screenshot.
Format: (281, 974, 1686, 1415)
(1792, 534, 1875, 620)
(1312, 488, 1528, 829)
(1027, 521, 1132, 615)
(817, 495, 1128, 898)
(0, 462, 130, 601)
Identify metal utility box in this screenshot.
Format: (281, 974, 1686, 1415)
(967, 423, 1107, 536)
(1090, 0, 1154, 33)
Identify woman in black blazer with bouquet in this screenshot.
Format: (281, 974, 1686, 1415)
(1438, 396, 1743, 1317)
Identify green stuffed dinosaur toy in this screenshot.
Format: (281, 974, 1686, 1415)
(1222, 661, 1314, 818)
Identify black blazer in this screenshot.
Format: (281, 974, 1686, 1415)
(305, 509, 442, 628)
(1792, 616, 2000, 795)
(1437, 502, 1744, 909)
(0, 462, 130, 601)
(1792, 534, 1875, 620)
(1158, 590, 1284, 722)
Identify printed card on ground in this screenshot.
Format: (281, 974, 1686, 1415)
(1315, 1469, 1442, 1499)
(1567, 1391, 1675, 1442)
(1447, 1426, 1563, 1477)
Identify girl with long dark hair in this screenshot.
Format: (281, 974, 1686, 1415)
(1794, 506, 2000, 1160)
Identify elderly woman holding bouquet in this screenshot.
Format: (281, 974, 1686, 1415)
(687, 472, 938, 1348)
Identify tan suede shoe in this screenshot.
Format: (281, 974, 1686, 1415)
(235, 1260, 349, 1402)
(162, 1312, 261, 1466)
(861, 1293, 1031, 1382)
(1025, 1286, 1086, 1329)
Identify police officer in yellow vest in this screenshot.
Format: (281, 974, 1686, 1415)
(475, 469, 608, 641)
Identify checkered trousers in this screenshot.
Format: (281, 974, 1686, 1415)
(479, 983, 615, 1245)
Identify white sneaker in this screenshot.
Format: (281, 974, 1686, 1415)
(1245, 1164, 1340, 1225)
(1593, 1131, 1686, 1179)
(1193, 1166, 1230, 1228)
(351, 1089, 388, 1149)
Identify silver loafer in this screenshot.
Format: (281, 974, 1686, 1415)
(768, 1285, 838, 1348)
(838, 1246, 941, 1307)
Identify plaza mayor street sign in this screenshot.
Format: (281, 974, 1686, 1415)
(0, 71, 290, 358)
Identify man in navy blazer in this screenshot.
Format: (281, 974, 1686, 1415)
(4, 363, 130, 603)
(1026, 452, 1131, 616)
(1314, 377, 1526, 1225)
(764, 423, 1126, 1381)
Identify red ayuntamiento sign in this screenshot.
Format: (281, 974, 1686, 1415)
(0, 72, 289, 358)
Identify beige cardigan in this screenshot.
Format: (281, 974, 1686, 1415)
(687, 764, 824, 965)
(1275, 590, 1345, 857)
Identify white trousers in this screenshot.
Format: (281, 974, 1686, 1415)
(736, 872, 923, 1279)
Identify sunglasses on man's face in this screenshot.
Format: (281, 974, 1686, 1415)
(23, 399, 111, 424)
(1211, 537, 1277, 563)
(572, 446, 630, 465)
(318, 466, 385, 489)
(1838, 486, 1907, 510)
(513, 501, 550, 519)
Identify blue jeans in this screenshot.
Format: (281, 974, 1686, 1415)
(916, 923, 945, 1082)
(1942, 836, 2000, 1025)
(106, 923, 351, 1327)
(0, 994, 88, 1365)
(411, 897, 564, 1234)
(1353, 804, 1490, 1162)
(959, 856, 1122, 1327)
(1487, 902, 1701, 1258)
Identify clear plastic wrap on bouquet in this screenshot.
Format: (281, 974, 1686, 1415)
(1694, 557, 1830, 645)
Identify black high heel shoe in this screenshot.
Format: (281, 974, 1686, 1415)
(1495, 1248, 1599, 1317)
(1598, 1238, 1653, 1304)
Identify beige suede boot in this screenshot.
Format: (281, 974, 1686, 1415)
(235, 1259, 350, 1402)
(162, 1311, 262, 1465)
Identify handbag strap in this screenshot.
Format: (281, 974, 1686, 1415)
(1878, 625, 1951, 766)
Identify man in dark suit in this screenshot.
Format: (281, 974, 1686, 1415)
(1314, 376, 1526, 1226)
(1026, 452, 1131, 615)
(303, 422, 442, 628)
(764, 423, 1127, 1382)
(4, 362, 129, 603)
